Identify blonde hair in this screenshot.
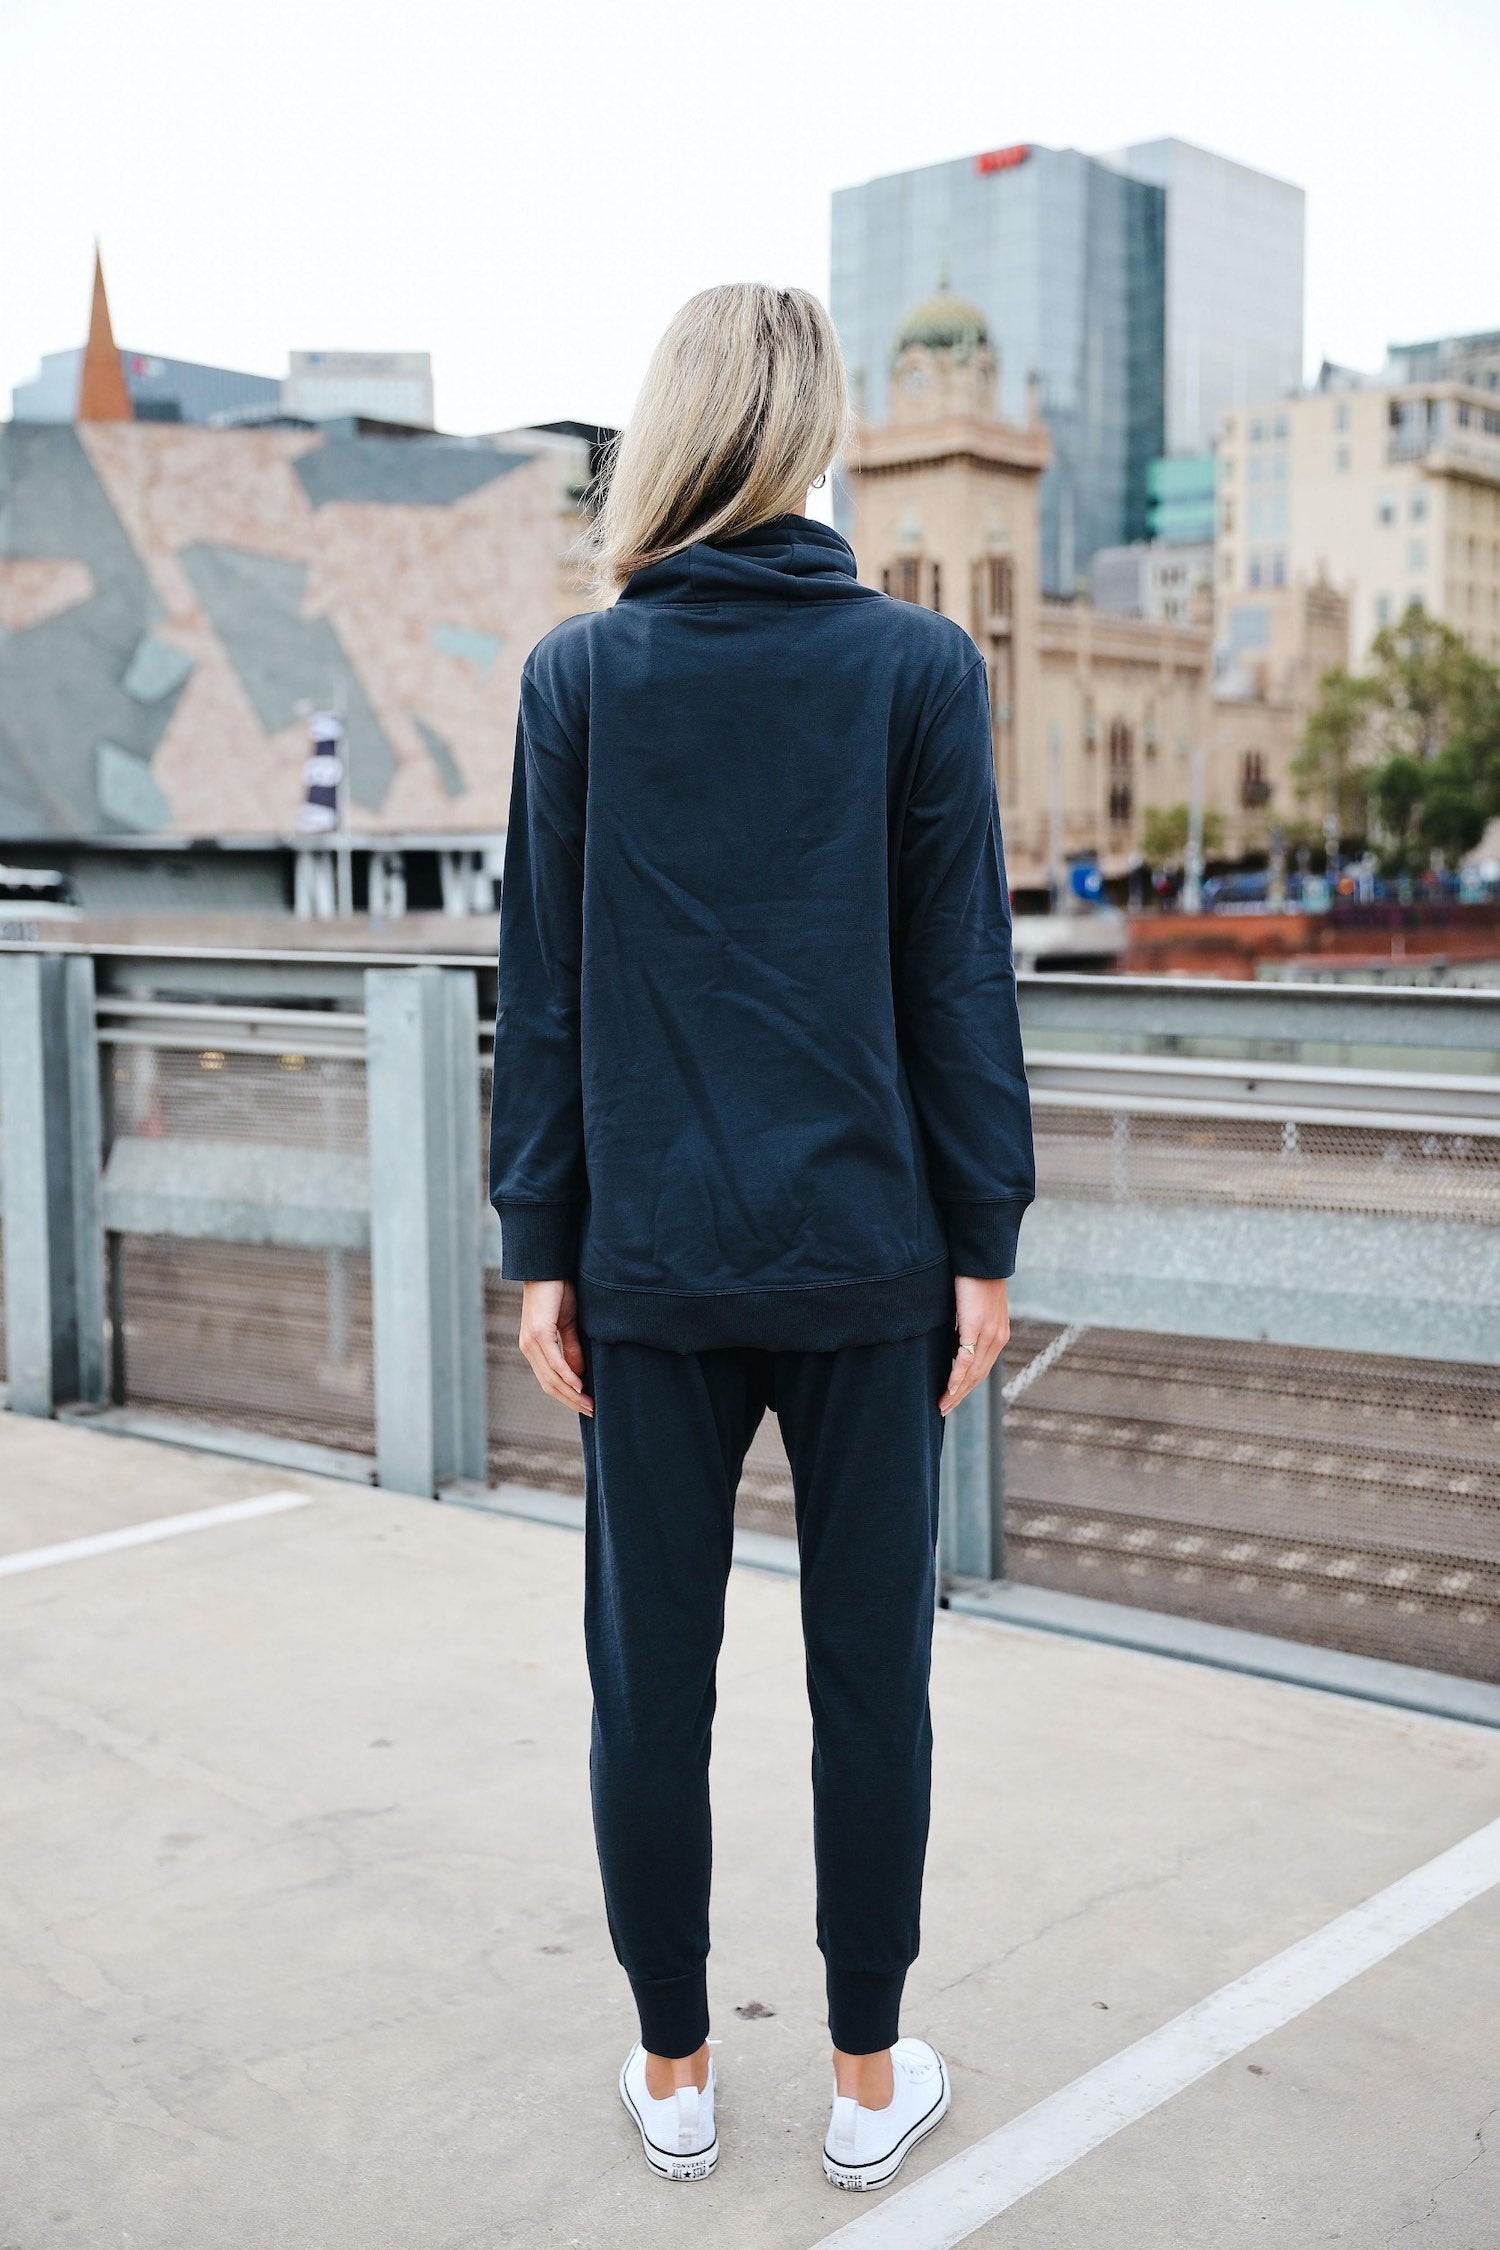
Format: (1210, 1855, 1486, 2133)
(589, 283, 850, 596)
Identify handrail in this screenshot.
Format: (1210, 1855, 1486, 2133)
(100, 1031, 366, 1059)
(1, 936, 1498, 1012)
(0, 938, 489, 970)
(1029, 1090, 1500, 1136)
(97, 997, 366, 1026)
(95, 995, 367, 1060)
(1027, 1047, 1500, 1128)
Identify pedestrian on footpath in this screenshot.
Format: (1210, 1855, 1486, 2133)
(489, 282, 1034, 2191)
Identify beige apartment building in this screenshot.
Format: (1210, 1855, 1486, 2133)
(1216, 380, 1500, 665)
(847, 287, 1214, 888)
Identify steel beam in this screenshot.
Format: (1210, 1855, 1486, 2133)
(939, 1379, 1004, 1584)
(365, 968, 486, 1495)
(100, 1137, 370, 1251)
(1013, 1201, 1500, 1364)
(0, 952, 107, 1414)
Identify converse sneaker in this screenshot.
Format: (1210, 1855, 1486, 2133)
(823, 2038, 950, 2191)
(618, 2043, 718, 2182)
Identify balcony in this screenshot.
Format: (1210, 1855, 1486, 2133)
(3, 941, 1498, 2244)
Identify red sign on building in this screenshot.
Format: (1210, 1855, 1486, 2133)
(974, 144, 1031, 175)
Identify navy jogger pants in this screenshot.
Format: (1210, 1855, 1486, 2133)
(577, 1321, 951, 2059)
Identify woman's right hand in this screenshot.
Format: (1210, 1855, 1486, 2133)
(519, 1279, 593, 1416)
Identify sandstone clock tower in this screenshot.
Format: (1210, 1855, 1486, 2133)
(846, 282, 1050, 824)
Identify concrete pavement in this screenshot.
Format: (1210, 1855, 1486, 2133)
(2, 1412, 1497, 2248)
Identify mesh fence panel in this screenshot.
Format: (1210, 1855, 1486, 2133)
(1019, 1103, 1499, 1680)
(1034, 1106, 1500, 1221)
(115, 1236, 375, 1454)
(108, 1043, 374, 1455)
(1001, 1318, 1500, 1682)
(107, 1044, 367, 1150)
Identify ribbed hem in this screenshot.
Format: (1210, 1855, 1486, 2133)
(940, 1196, 1032, 1280)
(576, 1257, 953, 1353)
(496, 1199, 580, 1281)
(826, 1966, 908, 2054)
(629, 1966, 709, 2058)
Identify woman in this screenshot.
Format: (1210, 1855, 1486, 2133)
(489, 283, 1034, 2191)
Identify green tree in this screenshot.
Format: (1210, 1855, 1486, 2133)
(1293, 668, 1372, 843)
(1141, 803, 1225, 869)
(1296, 604, 1500, 872)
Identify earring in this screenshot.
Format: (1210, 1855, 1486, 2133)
(811, 471, 828, 490)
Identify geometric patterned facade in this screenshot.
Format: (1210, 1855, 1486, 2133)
(0, 420, 592, 839)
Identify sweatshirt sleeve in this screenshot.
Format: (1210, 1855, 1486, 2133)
(895, 656, 1035, 1279)
(488, 677, 588, 1280)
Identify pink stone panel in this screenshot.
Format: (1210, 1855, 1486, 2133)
(0, 557, 95, 631)
(75, 424, 587, 838)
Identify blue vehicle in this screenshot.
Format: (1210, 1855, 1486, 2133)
(1201, 869, 1307, 911)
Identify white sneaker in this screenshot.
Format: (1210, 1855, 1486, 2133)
(823, 2038, 950, 2191)
(618, 2042, 719, 2182)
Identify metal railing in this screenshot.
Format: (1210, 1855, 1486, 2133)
(2, 941, 1498, 1680)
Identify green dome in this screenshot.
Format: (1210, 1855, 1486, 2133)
(892, 283, 990, 363)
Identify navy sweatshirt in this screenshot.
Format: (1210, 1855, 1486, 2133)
(488, 513, 1034, 1352)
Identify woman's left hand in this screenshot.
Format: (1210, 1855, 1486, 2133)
(940, 1276, 1009, 1417)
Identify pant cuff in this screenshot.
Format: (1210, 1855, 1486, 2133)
(630, 1966, 709, 2058)
(826, 1966, 908, 2054)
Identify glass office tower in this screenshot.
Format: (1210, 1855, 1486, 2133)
(1104, 139, 1305, 459)
(831, 143, 1166, 593)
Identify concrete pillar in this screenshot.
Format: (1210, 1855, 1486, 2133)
(365, 968, 486, 1495)
(938, 1378, 1006, 1584)
(0, 952, 107, 1415)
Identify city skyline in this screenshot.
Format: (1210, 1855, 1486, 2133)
(2, 0, 1496, 440)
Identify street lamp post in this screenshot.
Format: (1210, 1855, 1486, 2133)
(1323, 810, 1341, 895)
(1182, 738, 1207, 915)
(1048, 722, 1064, 914)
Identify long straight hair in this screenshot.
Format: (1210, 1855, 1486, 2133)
(589, 283, 850, 597)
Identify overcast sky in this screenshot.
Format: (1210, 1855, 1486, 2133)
(2, 0, 1495, 436)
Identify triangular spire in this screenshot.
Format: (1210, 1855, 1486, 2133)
(77, 244, 132, 421)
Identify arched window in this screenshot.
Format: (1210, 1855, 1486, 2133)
(1240, 751, 1271, 808)
(986, 556, 1013, 621)
(888, 557, 921, 604)
(1107, 721, 1133, 826)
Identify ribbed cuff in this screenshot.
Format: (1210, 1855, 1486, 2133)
(496, 1199, 580, 1281)
(629, 1966, 709, 2059)
(826, 1966, 908, 2055)
(941, 1196, 1030, 1280)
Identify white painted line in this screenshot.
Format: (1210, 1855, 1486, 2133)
(814, 1811, 1500, 2249)
(1001, 1322, 1086, 1404)
(0, 1491, 313, 1579)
